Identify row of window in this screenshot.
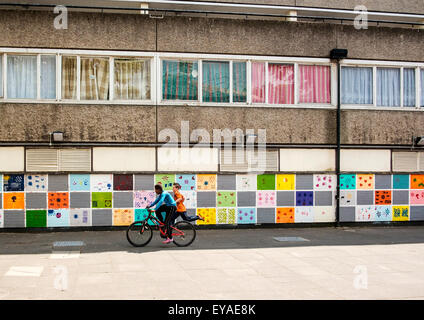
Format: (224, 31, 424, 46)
(0, 52, 423, 108)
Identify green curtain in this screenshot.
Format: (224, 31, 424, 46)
(202, 61, 230, 102)
(162, 60, 198, 100)
(233, 62, 247, 102)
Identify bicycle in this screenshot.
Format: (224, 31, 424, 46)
(126, 208, 196, 247)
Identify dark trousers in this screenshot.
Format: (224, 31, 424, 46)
(157, 205, 177, 239)
(178, 211, 201, 222)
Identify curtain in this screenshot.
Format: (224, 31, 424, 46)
(7, 55, 37, 99)
(268, 64, 294, 104)
(233, 62, 246, 102)
(162, 60, 197, 100)
(115, 59, 150, 100)
(62, 56, 77, 99)
(202, 61, 230, 103)
(251, 62, 265, 103)
(80, 57, 109, 100)
(403, 68, 415, 107)
(341, 67, 373, 104)
(40, 55, 56, 99)
(299, 65, 331, 104)
(421, 69, 424, 107)
(377, 68, 400, 107)
(0, 55, 3, 97)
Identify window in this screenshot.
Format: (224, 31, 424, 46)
(62, 56, 77, 99)
(7, 55, 37, 99)
(251, 62, 265, 103)
(162, 60, 197, 101)
(232, 62, 247, 103)
(40, 55, 56, 99)
(377, 67, 400, 107)
(202, 61, 230, 103)
(298, 65, 331, 104)
(0, 55, 3, 98)
(80, 57, 109, 100)
(268, 63, 294, 104)
(341, 67, 373, 105)
(114, 58, 150, 100)
(403, 68, 415, 107)
(421, 69, 424, 107)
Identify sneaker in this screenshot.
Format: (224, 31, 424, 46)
(162, 238, 173, 244)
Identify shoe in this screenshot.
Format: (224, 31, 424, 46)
(162, 238, 173, 244)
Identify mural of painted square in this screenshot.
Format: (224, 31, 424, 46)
(47, 209, 70, 227)
(296, 191, 313, 206)
(217, 191, 236, 207)
(276, 174, 295, 190)
(410, 190, 424, 205)
(134, 208, 156, 226)
(276, 207, 294, 223)
(236, 174, 256, 191)
(48, 192, 69, 209)
(3, 211, 25, 228)
(26, 210, 47, 228)
(393, 175, 409, 189)
(92, 209, 112, 226)
(197, 174, 216, 191)
(0, 174, 2, 192)
(356, 206, 375, 222)
(70, 174, 90, 191)
(217, 175, 236, 190)
(175, 174, 196, 191)
(180, 191, 197, 209)
(196, 208, 216, 225)
(91, 174, 113, 192)
(113, 174, 133, 191)
(217, 208, 236, 224)
(375, 190, 392, 205)
(3, 174, 24, 192)
(237, 208, 256, 224)
(295, 175, 313, 190)
(70, 209, 91, 227)
(4, 193, 25, 210)
(0, 210, 3, 228)
(313, 174, 335, 190)
(375, 175, 392, 189)
(92, 192, 112, 209)
(134, 191, 156, 208)
(393, 206, 409, 221)
(375, 206, 392, 222)
(257, 174, 275, 190)
(113, 192, 134, 208)
(113, 209, 134, 226)
(357, 174, 374, 190)
(411, 175, 424, 189)
(257, 191, 276, 207)
(313, 206, 335, 223)
(295, 207, 314, 223)
(256, 208, 275, 224)
(134, 175, 154, 190)
(25, 175, 47, 192)
(340, 174, 356, 190)
(155, 174, 175, 190)
(48, 175, 68, 191)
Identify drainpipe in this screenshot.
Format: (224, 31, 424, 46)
(330, 49, 348, 227)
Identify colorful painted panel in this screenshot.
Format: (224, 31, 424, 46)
(236, 174, 257, 191)
(113, 174, 133, 191)
(257, 191, 276, 207)
(155, 174, 175, 190)
(4, 193, 25, 210)
(313, 207, 335, 223)
(48, 192, 69, 209)
(180, 191, 197, 209)
(196, 208, 216, 225)
(217, 191, 236, 207)
(3, 174, 24, 191)
(70, 174, 90, 191)
(113, 209, 134, 226)
(276, 207, 294, 223)
(92, 192, 112, 209)
(411, 175, 424, 189)
(237, 208, 256, 224)
(393, 206, 409, 221)
(197, 174, 216, 191)
(47, 209, 70, 227)
(25, 175, 47, 192)
(356, 206, 375, 222)
(410, 190, 424, 205)
(175, 174, 196, 191)
(134, 191, 156, 209)
(375, 190, 392, 205)
(217, 208, 236, 224)
(340, 174, 356, 190)
(375, 206, 392, 222)
(91, 174, 113, 192)
(393, 175, 409, 189)
(313, 175, 335, 190)
(257, 174, 275, 190)
(357, 174, 374, 190)
(295, 207, 314, 223)
(26, 210, 47, 228)
(340, 190, 356, 206)
(134, 209, 156, 226)
(296, 191, 313, 206)
(276, 174, 295, 190)
(70, 209, 91, 226)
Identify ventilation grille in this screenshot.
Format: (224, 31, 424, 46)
(26, 149, 91, 172)
(220, 149, 278, 172)
(392, 152, 420, 172)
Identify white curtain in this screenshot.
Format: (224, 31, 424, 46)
(7, 55, 37, 99)
(403, 68, 415, 107)
(377, 68, 400, 107)
(421, 69, 424, 107)
(0, 55, 3, 97)
(341, 67, 373, 104)
(40, 55, 56, 99)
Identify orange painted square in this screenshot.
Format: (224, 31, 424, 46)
(4, 192, 25, 210)
(276, 207, 294, 223)
(375, 190, 392, 205)
(411, 175, 424, 189)
(357, 174, 374, 190)
(48, 192, 69, 209)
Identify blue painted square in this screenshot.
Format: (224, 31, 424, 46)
(175, 174, 196, 191)
(340, 174, 356, 190)
(47, 209, 70, 227)
(296, 191, 313, 206)
(393, 175, 409, 189)
(3, 174, 24, 192)
(375, 206, 392, 222)
(70, 174, 90, 191)
(237, 208, 256, 224)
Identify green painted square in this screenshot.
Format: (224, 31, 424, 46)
(92, 192, 112, 208)
(26, 210, 47, 228)
(134, 209, 157, 226)
(257, 174, 275, 190)
(154, 174, 175, 191)
(217, 191, 236, 207)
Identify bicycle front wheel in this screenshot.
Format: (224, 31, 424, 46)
(172, 221, 196, 247)
(126, 221, 153, 247)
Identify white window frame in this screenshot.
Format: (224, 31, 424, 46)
(341, 59, 424, 111)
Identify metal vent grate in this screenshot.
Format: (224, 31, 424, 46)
(392, 152, 419, 172)
(220, 149, 278, 172)
(26, 148, 91, 172)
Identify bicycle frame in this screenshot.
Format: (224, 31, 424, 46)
(144, 210, 186, 237)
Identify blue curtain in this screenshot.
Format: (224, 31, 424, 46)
(233, 62, 246, 102)
(403, 68, 415, 107)
(202, 61, 229, 103)
(377, 68, 400, 107)
(341, 67, 373, 104)
(162, 60, 198, 100)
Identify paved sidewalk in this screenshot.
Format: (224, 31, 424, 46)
(1, 226, 424, 300)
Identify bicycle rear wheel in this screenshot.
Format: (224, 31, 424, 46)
(126, 221, 153, 247)
(172, 221, 196, 247)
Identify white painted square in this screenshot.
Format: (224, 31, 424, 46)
(313, 206, 336, 222)
(236, 174, 257, 191)
(90, 174, 113, 192)
(295, 207, 314, 223)
(180, 190, 197, 209)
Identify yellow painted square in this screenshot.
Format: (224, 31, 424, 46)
(196, 208, 216, 225)
(392, 206, 409, 221)
(113, 209, 134, 226)
(276, 174, 295, 190)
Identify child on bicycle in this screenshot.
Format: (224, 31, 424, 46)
(172, 183, 204, 222)
(146, 183, 177, 244)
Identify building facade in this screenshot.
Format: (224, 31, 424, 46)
(0, 0, 424, 229)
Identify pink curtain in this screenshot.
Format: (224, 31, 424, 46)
(299, 65, 331, 103)
(251, 62, 265, 103)
(268, 64, 294, 104)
